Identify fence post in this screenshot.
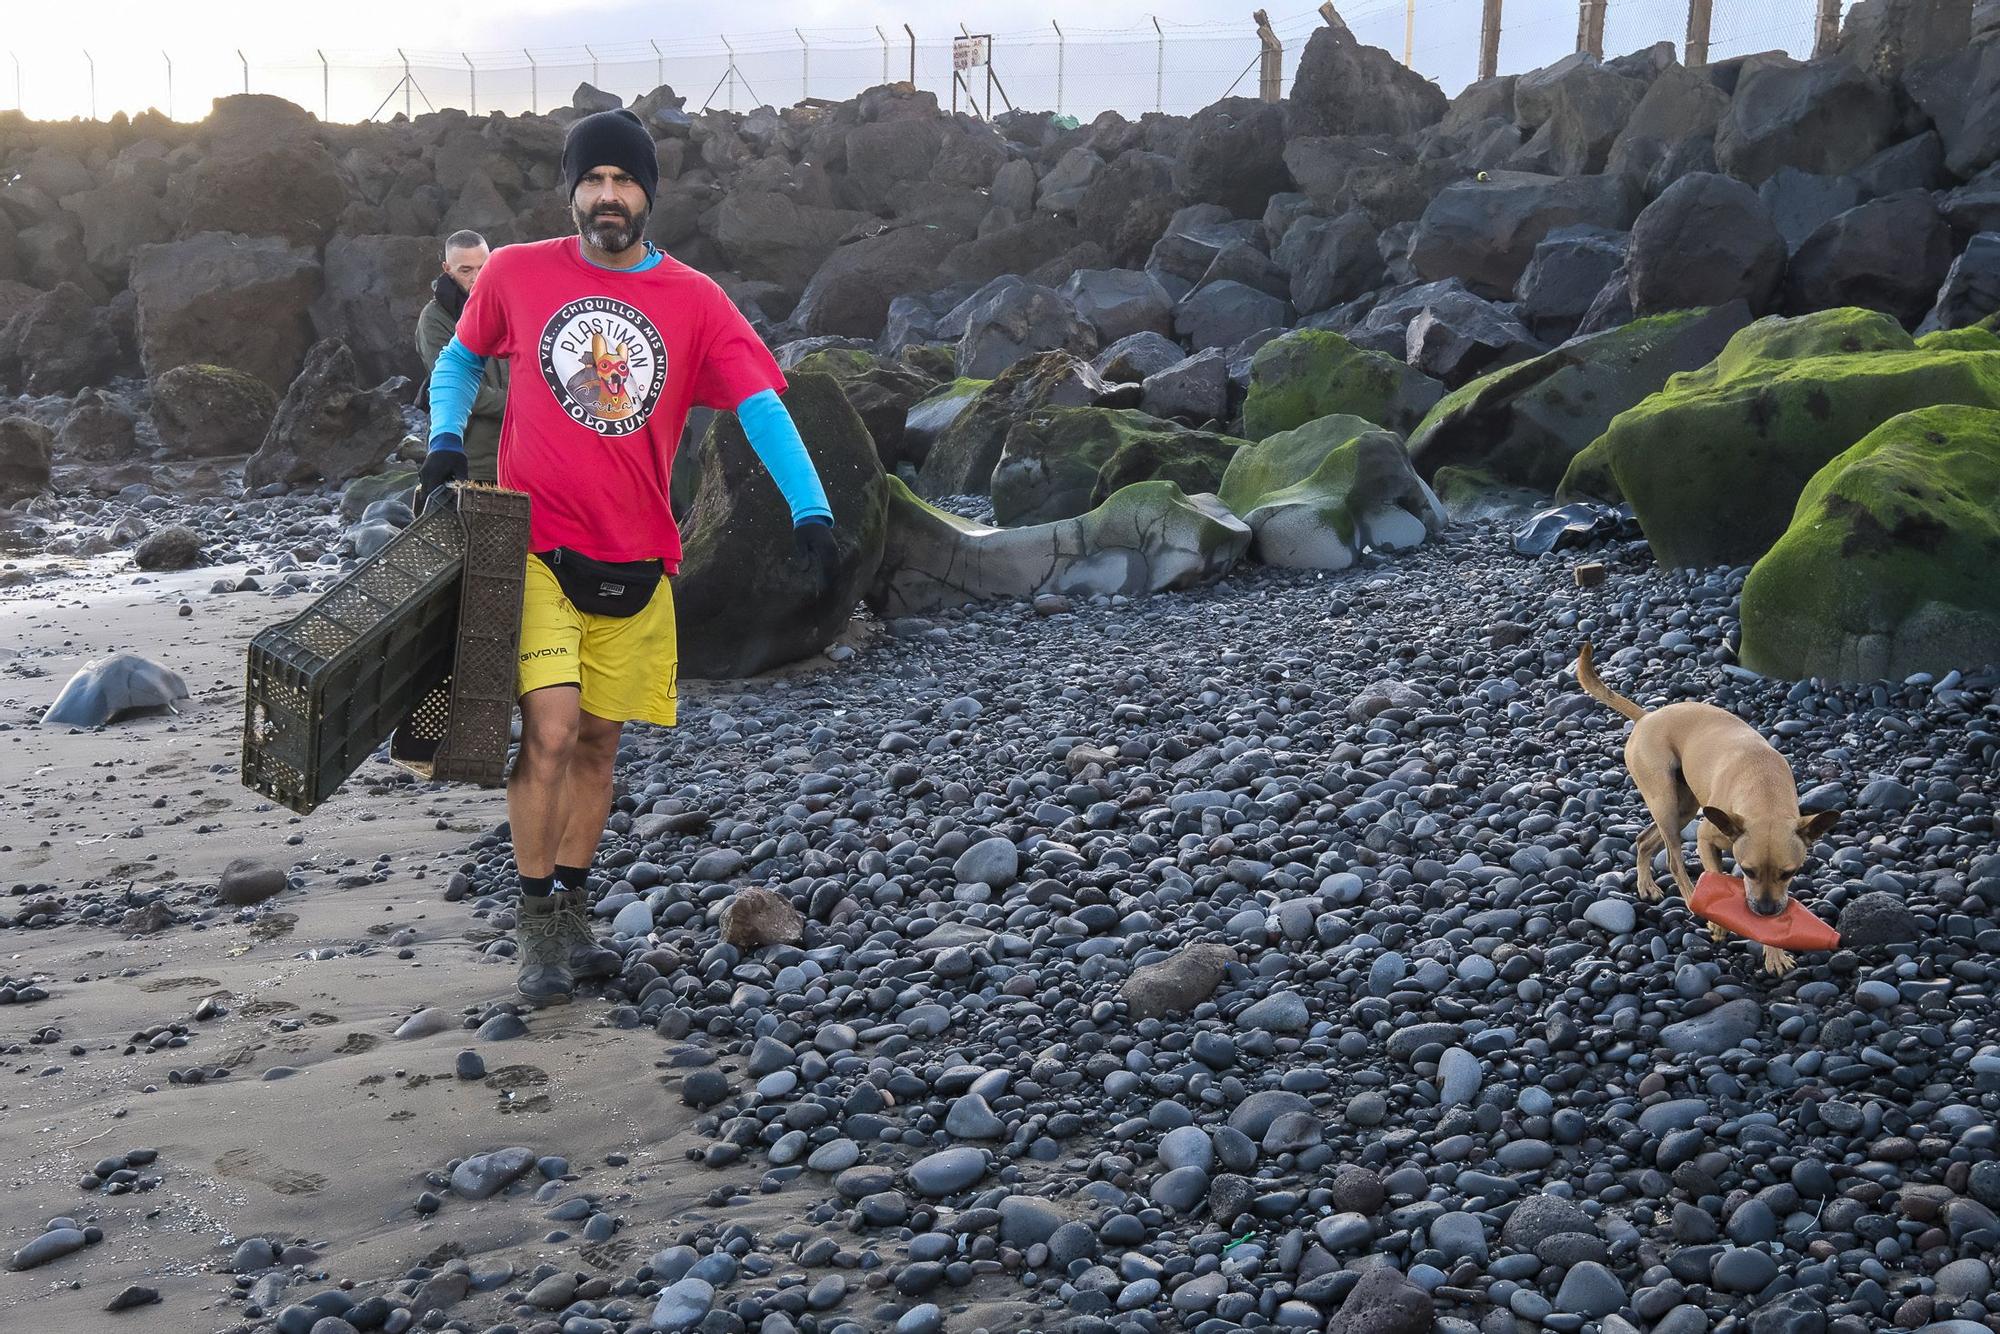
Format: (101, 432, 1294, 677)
(876, 26, 890, 85)
(651, 39, 662, 90)
(85, 50, 95, 120)
(1480, 0, 1503, 79)
(13, 53, 21, 112)
(399, 48, 412, 118)
(722, 36, 736, 109)
(1253, 10, 1283, 102)
(464, 53, 475, 114)
(238, 48, 248, 95)
(798, 29, 809, 100)
(1685, 0, 1712, 66)
(1404, 0, 1417, 67)
(1578, 0, 1606, 57)
(586, 44, 599, 89)
(1052, 21, 1065, 114)
(524, 49, 537, 114)
(319, 49, 330, 120)
(1152, 16, 1164, 114)
(904, 24, 917, 86)
(163, 51, 172, 119)
(1813, 0, 1842, 57)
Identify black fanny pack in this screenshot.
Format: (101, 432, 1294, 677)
(535, 547, 663, 618)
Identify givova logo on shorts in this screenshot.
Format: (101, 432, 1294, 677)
(537, 296, 669, 436)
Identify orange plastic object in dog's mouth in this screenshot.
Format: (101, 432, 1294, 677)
(1689, 871, 1841, 951)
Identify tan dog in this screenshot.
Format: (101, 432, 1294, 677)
(1576, 642, 1839, 975)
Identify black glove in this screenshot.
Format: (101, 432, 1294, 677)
(792, 518, 838, 600)
(416, 438, 469, 514)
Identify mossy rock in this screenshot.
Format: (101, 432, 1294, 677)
(915, 353, 1106, 499)
(900, 343, 958, 380)
(1558, 308, 2000, 566)
(791, 347, 940, 470)
(338, 468, 418, 523)
(150, 362, 279, 458)
(1431, 465, 1550, 521)
(990, 407, 1247, 526)
(1916, 326, 2000, 353)
(1240, 329, 1443, 441)
(868, 475, 1250, 616)
(675, 372, 888, 678)
(1406, 304, 1749, 493)
(1217, 413, 1448, 569)
(1740, 404, 2000, 681)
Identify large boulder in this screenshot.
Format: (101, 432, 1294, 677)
(1218, 414, 1447, 570)
(940, 217, 1092, 288)
(1509, 54, 1649, 178)
(243, 339, 406, 488)
(1276, 212, 1384, 318)
(1759, 169, 1867, 255)
(1406, 303, 1752, 492)
(1514, 226, 1630, 342)
(916, 352, 1112, 498)
(1740, 403, 2000, 680)
(309, 234, 437, 387)
(1059, 269, 1176, 345)
(843, 118, 945, 213)
(1405, 298, 1544, 388)
(1783, 192, 1955, 329)
(1037, 147, 1104, 215)
(713, 192, 873, 300)
(1628, 174, 1787, 317)
(148, 364, 280, 460)
(59, 162, 178, 286)
(1912, 40, 2000, 179)
(1173, 281, 1290, 353)
(1288, 15, 1448, 138)
(868, 477, 1249, 617)
(1409, 172, 1638, 299)
(130, 231, 321, 395)
(55, 390, 142, 463)
(675, 373, 887, 678)
(1094, 331, 1189, 384)
(0, 281, 120, 396)
(1607, 63, 1731, 194)
(793, 224, 962, 339)
(0, 416, 53, 502)
(1076, 151, 1185, 269)
(1241, 329, 1443, 440)
(1173, 98, 1292, 217)
(957, 283, 1097, 380)
(1714, 59, 1899, 187)
(1840, 0, 1975, 83)
(788, 348, 938, 471)
(177, 137, 351, 250)
(1141, 348, 1230, 424)
(903, 377, 988, 469)
(1920, 232, 2000, 332)
(1559, 308, 2000, 566)
(990, 408, 1245, 526)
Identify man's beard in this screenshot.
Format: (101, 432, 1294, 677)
(573, 200, 648, 253)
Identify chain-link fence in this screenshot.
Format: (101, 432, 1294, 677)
(0, 2, 1859, 126)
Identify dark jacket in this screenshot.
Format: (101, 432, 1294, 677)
(415, 274, 509, 482)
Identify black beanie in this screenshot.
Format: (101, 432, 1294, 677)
(562, 109, 658, 207)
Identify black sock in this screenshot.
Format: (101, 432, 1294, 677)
(554, 864, 589, 893)
(520, 873, 556, 899)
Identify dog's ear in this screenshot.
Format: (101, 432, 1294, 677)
(1700, 806, 1745, 840)
(1798, 809, 1840, 841)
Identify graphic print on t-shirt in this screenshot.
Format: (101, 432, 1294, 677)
(536, 296, 670, 436)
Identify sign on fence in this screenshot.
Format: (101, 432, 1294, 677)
(952, 36, 990, 71)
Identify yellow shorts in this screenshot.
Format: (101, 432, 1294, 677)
(516, 555, 679, 726)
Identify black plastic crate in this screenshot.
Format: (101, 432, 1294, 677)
(242, 486, 529, 815)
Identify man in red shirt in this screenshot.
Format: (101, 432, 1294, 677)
(420, 108, 837, 1004)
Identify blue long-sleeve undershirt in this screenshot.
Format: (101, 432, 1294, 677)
(426, 342, 831, 527)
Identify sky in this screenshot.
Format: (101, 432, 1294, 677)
(0, 0, 1839, 124)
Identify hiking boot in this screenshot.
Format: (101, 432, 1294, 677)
(554, 887, 621, 980)
(514, 892, 573, 1005)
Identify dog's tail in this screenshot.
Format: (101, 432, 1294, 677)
(1576, 641, 1646, 722)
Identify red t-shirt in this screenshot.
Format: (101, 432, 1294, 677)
(453, 237, 786, 569)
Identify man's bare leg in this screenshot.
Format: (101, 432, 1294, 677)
(555, 710, 623, 870)
(511, 686, 582, 878)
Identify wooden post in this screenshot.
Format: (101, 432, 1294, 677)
(1578, 0, 1606, 58)
(1813, 0, 1843, 57)
(1253, 9, 1284, 102)
(1686, 0, 1713, 67)
(1404, 0, 1417, 67)
(1480, 0, 1503, 80)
